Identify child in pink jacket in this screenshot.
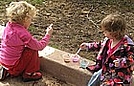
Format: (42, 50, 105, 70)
(0, 1, 53, 82)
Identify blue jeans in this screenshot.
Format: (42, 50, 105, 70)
(88, 69, 102, 86)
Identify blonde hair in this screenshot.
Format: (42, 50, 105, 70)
(6, 1, 36, 23)
(100, 14, 126, 39)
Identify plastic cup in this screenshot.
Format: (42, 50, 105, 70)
(71, 54, 80, 62)
(62, 53, 71, 63)
(80, 59, 89, 69)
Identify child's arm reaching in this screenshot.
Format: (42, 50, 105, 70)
(80, 37, 108, 52)
(23, 24, 53, 50)
(80, 41, 102, 52)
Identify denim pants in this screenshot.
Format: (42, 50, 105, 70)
(88, 69, 102, 86)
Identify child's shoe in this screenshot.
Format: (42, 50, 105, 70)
(0, 65, 9, 81)
(22, 72, 42, 82)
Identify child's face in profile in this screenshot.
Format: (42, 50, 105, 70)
(101, 27, 113, 39)
(23, 16, 32, 29)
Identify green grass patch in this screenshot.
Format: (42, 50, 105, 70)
(28, 26, 36, 32)
(0, 0, 44, 5)
(26, 0, 44, 5)
(50, 44, 60, 49)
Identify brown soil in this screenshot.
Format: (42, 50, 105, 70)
(0, 0, 134, 60)
(0, 72, 74, 86)
(0, 0, 134, 86)
(32, 0, 134, 61)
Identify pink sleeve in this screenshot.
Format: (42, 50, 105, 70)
(19, 28, 50, 50)
(26, 34, 50, 50)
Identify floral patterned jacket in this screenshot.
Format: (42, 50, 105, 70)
(86, 35, 134, 86)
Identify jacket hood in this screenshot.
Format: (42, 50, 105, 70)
(124, 35, 134, 45)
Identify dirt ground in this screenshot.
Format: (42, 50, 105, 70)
(0, 72, 74, 86)
(34, 0, 134, 61)
(0, 0, 134, 59)
(0, 0, 134, 86)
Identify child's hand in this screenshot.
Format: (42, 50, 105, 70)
(131, 66, 134, 71)
(46, 24, 53, 35)
(80, 43, 88, 50)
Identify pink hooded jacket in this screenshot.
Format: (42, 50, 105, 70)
(0, 22, 50, 65)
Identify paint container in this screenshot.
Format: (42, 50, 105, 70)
(80, 59, 89, 69)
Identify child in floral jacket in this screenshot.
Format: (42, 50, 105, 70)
(80, 14, 134, 86)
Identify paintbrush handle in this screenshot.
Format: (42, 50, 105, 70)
(76, 48, 81, 54)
